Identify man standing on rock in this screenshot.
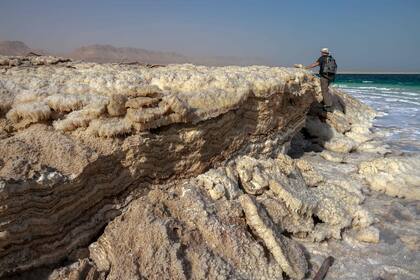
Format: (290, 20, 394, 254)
(305, 48, 337, 111)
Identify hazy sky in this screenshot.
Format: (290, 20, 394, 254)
(1, 0, 419, 71)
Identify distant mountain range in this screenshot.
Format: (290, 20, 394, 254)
(0, 40, 267, 66)
(68, 44, 191, 64)
(0, 41, 48, 56)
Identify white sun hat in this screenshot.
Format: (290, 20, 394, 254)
(321, 48, 329, 53)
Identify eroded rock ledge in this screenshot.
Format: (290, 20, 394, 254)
(0, 56, 318, 277)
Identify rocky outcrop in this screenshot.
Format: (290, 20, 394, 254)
(0, 56, 317, 277)
(50, 152, 372, 280)
(1, 55, 418, 280)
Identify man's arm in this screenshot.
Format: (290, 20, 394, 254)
(305, 61, 320, 69)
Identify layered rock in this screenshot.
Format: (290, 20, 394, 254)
(53, 152, 372, 280)
(0, 56, 318, 277)
(2, 55, 418, 280)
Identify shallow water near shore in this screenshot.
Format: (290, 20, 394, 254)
(334, 74, 420, 153)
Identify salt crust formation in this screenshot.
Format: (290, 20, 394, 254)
(0, 55, 315, 137)
(0, 56, 419, 279)
(359, 155, 420, 200)
(0, 55, 317, 278)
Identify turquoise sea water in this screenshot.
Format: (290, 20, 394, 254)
(333, 74, 420, 152)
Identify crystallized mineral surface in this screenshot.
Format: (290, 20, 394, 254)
(0, 56, 318, 278)
(1, 56, 419, 280)
(359, 155, 420, 200)
(0, 55, 317, 136)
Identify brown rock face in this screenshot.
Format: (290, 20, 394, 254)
(0, 56, 318, 277)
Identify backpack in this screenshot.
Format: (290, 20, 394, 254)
(323, 56, 337, 74)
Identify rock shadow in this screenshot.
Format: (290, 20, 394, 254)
(288, 91, 347, 159)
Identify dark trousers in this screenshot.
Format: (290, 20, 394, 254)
(320, 77, 333, 107)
